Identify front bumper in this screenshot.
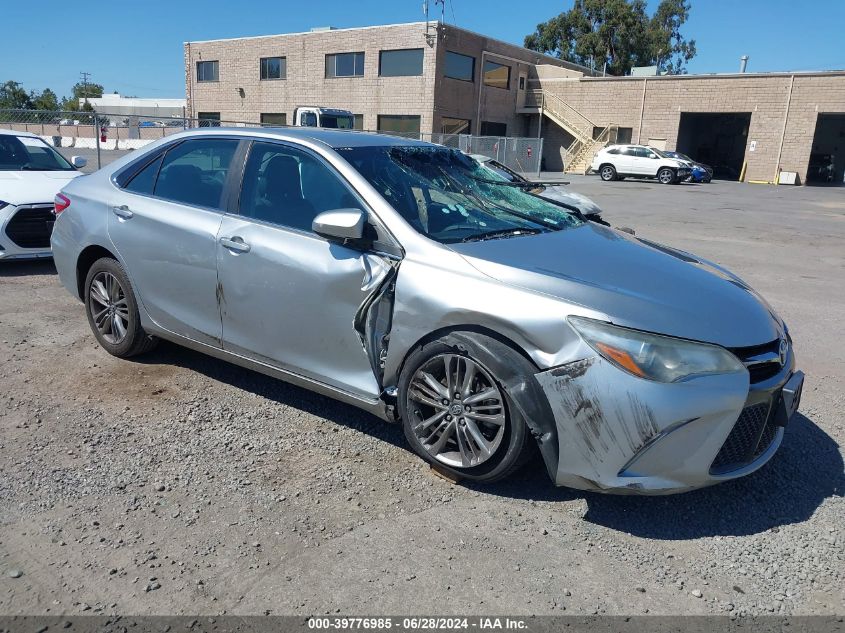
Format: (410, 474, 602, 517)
(0, 203, 55, 260)
(534, 348, 801, 494)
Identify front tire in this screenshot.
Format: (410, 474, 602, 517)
(600, 165, 617, 181)
(398, 333, 534, 483)
(84, 257, 158, 358)
(657, 168, 676, 184)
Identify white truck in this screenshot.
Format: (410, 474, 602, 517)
(293, 107, 355, 129)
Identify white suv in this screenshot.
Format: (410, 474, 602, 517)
(591, 144, 691, 184)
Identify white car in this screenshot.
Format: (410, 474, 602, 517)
(0, 129, 86, 260)
(469, 154, 607, 224)
(591, 144, 691, 184)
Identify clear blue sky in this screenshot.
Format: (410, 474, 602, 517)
(2, 0, 842, 100)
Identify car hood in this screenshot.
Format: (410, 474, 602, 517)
(537, 187, 602, 215)
(450, 223, 782, 347)
(0, 171, 82, 205)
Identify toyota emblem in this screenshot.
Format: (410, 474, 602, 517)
(778, 337, 788, 367)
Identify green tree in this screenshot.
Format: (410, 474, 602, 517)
(524, 0, 696, 76)
(61, 81, 104, 112)
(31, 88, 59, 111)
(0, 80, 33, 109)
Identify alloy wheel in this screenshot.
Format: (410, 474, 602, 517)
(601, 166, 614, 181)
(408, 354, 506, 468)
(88, 271, 130, 344)
(659, 169, 674, 184)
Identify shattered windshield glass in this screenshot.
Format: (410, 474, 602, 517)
(337, 146, 582, 243)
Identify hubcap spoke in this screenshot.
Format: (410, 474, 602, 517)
(464, 411, 506, 426)
(463, 387, 497, 405)
(419, 371, 449, 399)
(90, 280, 109, 307)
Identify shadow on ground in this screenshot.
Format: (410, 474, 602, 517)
(132, 342, 842, 541)
(483, 412, 843, 539)
(0, 260, 56, 277)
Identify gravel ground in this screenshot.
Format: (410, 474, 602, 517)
(0, 177, 842, 617)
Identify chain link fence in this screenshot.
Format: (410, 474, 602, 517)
(1, 109, 542, 175)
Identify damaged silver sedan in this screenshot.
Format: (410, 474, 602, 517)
(51, 128, 804, 494)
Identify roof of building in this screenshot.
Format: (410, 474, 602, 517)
(178, 126, 435, 149)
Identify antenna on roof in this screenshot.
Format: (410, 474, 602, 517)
(423, 0, 437, 46)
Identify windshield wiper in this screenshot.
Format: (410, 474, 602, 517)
(460, 228, 543, 243)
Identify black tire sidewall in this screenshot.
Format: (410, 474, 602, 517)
(398, 336, 530, 483)
(84, 257, 145, 358)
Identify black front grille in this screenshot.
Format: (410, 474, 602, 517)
(710, 401, 779, 474)
(4, 206, 55, 249)
(729, 339, 783, 383)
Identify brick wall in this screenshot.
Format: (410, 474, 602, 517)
(185, 23, 438, 133)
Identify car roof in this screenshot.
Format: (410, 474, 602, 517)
(171, 126, 436, 150)
(0, 128, 37, 138)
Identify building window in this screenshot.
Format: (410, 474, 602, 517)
(260, 57, 286, 80)
(353, 114, 364, 130)
(519, 76, 526, 90)
(444, 51, 474, 82)
(326, 52, 365, 78)
(261, 113, 287, 126)
(480, 121, 507, 136)
(197, 112, 221, 127)
(483, 60, 510, 90)
(196, 61, 219, 82)
(377, 115, 421, 137)
(379, 49, 424, 77)
(441, 117, 470, 134)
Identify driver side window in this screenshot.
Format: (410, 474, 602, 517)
(239, 142, 360, 233)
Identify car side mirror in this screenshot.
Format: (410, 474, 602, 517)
(70, 155, 87, 168)
(312, 208, 366, 242)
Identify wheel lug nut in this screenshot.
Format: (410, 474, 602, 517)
(454, 393, 461, 400)
(446, 415, 452, 421)
(441, 399, 449, 405)
(465, 405, 471, 412)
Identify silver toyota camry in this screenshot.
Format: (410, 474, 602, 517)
(51, 128, 804, 494)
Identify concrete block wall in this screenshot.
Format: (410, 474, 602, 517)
(537, 72, 845, 182)
(433, 25, 587, 136)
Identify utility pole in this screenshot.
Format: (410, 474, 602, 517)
(80, 71, 91, 100)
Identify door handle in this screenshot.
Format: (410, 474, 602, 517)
(220, 236, 251, 253)
(112, 205, 133, 219)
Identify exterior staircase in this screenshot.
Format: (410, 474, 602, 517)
(520, 89, 617, 174)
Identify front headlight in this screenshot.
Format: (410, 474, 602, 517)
(568, 316, 745, 382)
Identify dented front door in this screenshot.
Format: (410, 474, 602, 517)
(215, 215, 388, 399)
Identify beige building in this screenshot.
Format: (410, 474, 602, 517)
(185, 21, 845, 184)
(184, 22, 591, 136)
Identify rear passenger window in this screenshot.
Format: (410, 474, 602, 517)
(124, 155, 163, 194)
(154, 138, 238, 210)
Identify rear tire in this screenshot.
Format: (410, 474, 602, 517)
(398, 333, 535, 483)
(84, 257, 158, 358)
(599, 165, 617, 181)
(658, 168, 676, 185)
